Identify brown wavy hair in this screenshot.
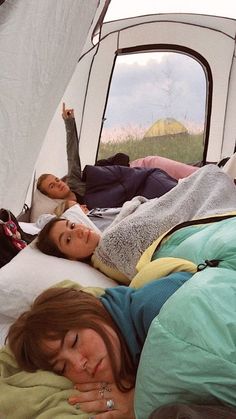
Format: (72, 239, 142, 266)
(6, 287, 135, 391)
(36, 218, 67, 259)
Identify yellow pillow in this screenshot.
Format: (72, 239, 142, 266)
(53, 278, 105, 297)
(130, 257, 197, 288)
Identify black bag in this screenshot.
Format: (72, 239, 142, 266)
(95, 152, 130, 167)
(0, 208, 37, 268)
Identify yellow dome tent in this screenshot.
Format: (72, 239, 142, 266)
(144, 118, 188, 139)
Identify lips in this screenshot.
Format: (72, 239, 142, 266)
(92, 359, 102, 377)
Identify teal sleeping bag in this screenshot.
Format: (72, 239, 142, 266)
(153, 216, 236, 271)
(134, 267, 236, 419)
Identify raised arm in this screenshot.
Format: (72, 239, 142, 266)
(62, 102, 86, 196)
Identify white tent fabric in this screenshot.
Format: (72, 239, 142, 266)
(0, 0, 99, 214)
(105, 0, 236, 21)
(56, 12, 236, 168)
(1, 0, 236, 215)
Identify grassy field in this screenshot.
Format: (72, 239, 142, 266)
(97, 133, 204, 164)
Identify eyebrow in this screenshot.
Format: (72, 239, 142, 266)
(58, 220, 69, 246)
(48, 176, 58, 186)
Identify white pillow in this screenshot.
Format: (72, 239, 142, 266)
(62, 204, 101, 233)
(19, 221, 41, 235)
(30, 189, 64, 222)
(0, 240, 117, 320)
(0, 314, 13, 346)
(34, 204, 101, 234)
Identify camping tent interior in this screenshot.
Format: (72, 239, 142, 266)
(2, 2, 236, 418)
(1, 0, 236, 215)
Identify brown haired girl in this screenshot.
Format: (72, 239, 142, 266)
(7, 271, 192, 418)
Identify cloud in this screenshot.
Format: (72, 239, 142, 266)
(103, 53, 206, 133)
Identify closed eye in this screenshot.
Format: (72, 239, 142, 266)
(57, 335, 78, 374)
(72, 334, 78, 348)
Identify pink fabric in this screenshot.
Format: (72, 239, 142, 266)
(130, 156, 199, 180)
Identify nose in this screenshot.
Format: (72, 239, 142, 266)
(70, 353, 87, 373)
(74, 224, 86, 237)
(54, 180, 60, 189)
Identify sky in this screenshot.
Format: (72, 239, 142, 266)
(99, 1, 236, 139)
(102, 52, 206, 138)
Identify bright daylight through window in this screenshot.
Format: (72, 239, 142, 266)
(98, 51, 206, 164)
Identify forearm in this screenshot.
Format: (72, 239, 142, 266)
(64, 118, 86, 195)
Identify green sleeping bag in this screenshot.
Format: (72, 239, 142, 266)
(153, 216, 236, 271)
(134, 267, 236, 418)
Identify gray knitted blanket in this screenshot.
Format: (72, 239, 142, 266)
(93, 165, 236, 279)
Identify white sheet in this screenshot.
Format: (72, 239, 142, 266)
(19, 222, 40, 235)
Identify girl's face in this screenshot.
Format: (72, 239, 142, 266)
(50, 220, 100, 260)
(43, 326, 120, 384)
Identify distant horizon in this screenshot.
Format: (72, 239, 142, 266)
(101, 119, 203, 143)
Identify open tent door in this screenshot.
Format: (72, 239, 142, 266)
(0, 0, 104, 215)
(38, 5, 236, 182)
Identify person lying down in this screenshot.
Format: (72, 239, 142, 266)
(6, 249, 236, 417)
(36, 163, 236, 282)
(36, 102, 178, 215)
(6, 273, 193, 418)
(4, 163, 236, 419)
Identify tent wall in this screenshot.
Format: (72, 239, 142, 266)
(223, 56, 236, 157)
(1, 2, 236, 213)
(39, 12, 236, 174)
(0, 0, 101, 214)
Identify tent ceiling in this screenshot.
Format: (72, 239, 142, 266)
(105, 0, 236, 21)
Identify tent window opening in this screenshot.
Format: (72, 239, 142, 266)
(98, 51, 207, 165)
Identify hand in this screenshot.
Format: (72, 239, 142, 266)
(80, 204, 89, 214)
(68, 381, 135, 418)
(62, 102, 74, 120)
